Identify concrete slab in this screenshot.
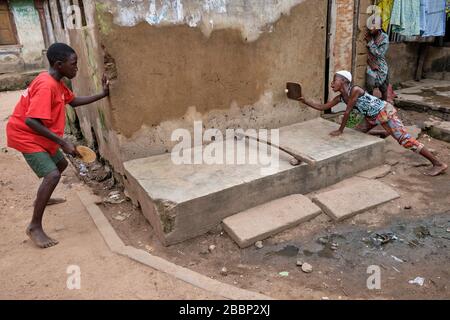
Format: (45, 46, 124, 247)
(357, 165, 392, 179)
(394, 80, 450, 120)
(425, 121, 450, 143)
(312, 177, 400, 221)
(222, 194, 322, 248)
(123, 118, 385, 245)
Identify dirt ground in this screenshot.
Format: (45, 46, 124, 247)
(1, 90, 449, 300)
(95, 108, 450, 300)
(0, 90, 220, 300)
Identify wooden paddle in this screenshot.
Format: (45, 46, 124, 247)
(285, 82, 302, 101)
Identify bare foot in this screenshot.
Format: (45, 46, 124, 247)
(26, 226, 59, 249)
(33, 198, 66, 207)
(424, 163, 448, 177)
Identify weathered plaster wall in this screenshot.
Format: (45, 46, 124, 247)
(386, 42, 420, 85)
(0, 46, 24, 73)
(67, 0, 327, 175)
(93, 0, 327, 163)
(10, 0, 45, 69)
(423, 46, 450, 81)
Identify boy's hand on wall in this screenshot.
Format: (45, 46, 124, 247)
(102, 74, 110, 96)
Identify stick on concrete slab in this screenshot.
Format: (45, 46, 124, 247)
(235, 132, 316, 166)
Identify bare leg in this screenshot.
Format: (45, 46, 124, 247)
(380, 119, 447, 177)
(33, 159, 68, 206)
(26, 169, 61, 248)
(419, 148, 448, 176)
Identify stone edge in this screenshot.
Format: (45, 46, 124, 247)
(77, 189, 272, 300)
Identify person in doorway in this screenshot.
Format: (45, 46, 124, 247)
(298, 70, 447, 177)
(365, 25, 390, 101)
(6, 43, 110, 248)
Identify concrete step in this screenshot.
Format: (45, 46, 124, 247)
(424, 120, 450, 143)
(394, 80, 450, 121)
(123, 118, 385, 246)
(222, 194, 322, 248)
(312, 177, 400, 221)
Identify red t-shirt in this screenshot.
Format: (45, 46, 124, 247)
(6, 72, 75, 155)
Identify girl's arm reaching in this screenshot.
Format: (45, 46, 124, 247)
(299, 95, 341, 112)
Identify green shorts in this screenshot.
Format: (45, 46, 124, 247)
(23, 149, 65, 178)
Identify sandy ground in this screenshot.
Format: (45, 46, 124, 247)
(0, 91, 220, 300)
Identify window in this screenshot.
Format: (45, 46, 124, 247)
(0, 0, 17, 45)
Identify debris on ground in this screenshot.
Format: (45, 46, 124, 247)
(296, 260, 303, 267)
(208, 245, 216, 252)
(391, 255, 405, 263)
(255, 241, 264, 249)
(104, 190, 127, 204)
(220, 267, 228, 276)
(408, 277, 425, 286)
(279, 271, 289, 277)
(144, 245, 154, 253)
(301, 263, 313, 273)
(79, 163, 88, 176)
(414, 226, 431, 238)
(1, 147, 8, 153)
(367, 232, 398, 247)
(112, 211, 131, 221)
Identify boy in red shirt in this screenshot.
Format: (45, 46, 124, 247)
(6, 43, 110, 248)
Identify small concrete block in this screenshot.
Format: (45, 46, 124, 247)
(357, 165, 392, 179)
(223, 194, 322, 248)
(429, 121, 450, 143)
(312, 178, 400, 221)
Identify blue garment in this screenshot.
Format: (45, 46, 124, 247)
(420, 0, 446, 36)
(391, 0, 421, 36)
(341, 87, 386, 117)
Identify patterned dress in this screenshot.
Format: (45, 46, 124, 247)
(367, 31, 389, 88)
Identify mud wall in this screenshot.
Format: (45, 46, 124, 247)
(386, 42, 420, 85)
(93, 0, 327, 163)
(423, 46, 450, 81)
(67, 0, 328, 175)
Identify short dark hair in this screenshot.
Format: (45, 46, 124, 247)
(47, 43, 76, 66)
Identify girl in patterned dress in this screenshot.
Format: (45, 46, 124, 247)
(298, 71, 447, 177)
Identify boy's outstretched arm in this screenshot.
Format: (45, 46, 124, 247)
(299, 95, 340, 112)
(25, 118, 79, 156)
(69, 75, 110, 108)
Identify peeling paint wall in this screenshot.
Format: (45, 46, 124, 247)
(68, 0, 327, 173)
(101, 0, 307, 42)
(0, 0, 46, 73)
(10, 0, 46, 68)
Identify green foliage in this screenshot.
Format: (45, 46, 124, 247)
(345, 111, 363, 129)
